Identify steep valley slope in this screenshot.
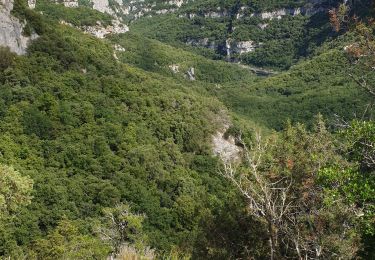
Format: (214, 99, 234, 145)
(0, 0, 373, 258)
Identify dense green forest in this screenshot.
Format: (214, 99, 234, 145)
(0, 0, 374, 259)
(129, 0, 343, 69)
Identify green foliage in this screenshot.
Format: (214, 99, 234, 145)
(220, 118, 361, 258)
(12, 0, 48, 35)
(78, 0, 93, 8)
(0, 8, 242, 258)
(110, 32, 255, 84)
(214, 49, 371, 130)
(130, 0, 338, 69)
(98, 203, 147, 254)
(319, 167, 375, 231)
(318, 119, 375, 258)
(0, 0, 373, 258)
(0, 47, 16, 72)
(271, 119, 360, 259)
(332, 121, 375, 235)
(0, 47, 16, 84)
(0, 164, 33, 217)
(0, 164, 33, 258)
(109, 32, 370, 131)
(342, 120, 375, 170)
(36, 0, 113, 26)
(31, 219, 110, 259)
(236, 12, 335, 69)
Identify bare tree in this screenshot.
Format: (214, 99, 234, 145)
(96, 203, 147, 259)
(220, 122, 360, 259)
(220, 133, 294, 260)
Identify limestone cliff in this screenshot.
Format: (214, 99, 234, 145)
(0, 0, 36, 54)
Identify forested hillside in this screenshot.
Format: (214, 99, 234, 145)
(0, 0, 374, 259)
(129, 0, 342, 69)
(107, 32, 370, 130)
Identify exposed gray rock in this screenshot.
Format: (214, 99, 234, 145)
(168, 0, 184, 7)
(60, 19, 128, 38)
(92, 0, 114, 14)
(186, 67, 195, 81)
(260, 9, 288, 20)
(186, 38, 258, 58)
(204, 10, 227, 18)
(63, 0, 78, 8)
(186, 37, 217, 50)
(184, 1, 328, 21)
(80, 20, 129, 38)
(256, 6, 325, 20)
(156, 9, 172, 14)
(225, 38, 231, 59)
(169, 64, 179, 73)
(233, 40, 256, 54)
(0, 0, 37, 54)
(106, 0, 191, 22)
(114, 44, 125, 52)
(258, 23, 268, 29)
(28, 0, 36, 9)
(113, 51, 119, 60)
(212, 124, 242, 163)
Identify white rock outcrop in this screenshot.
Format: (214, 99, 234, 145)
(169, 64, 179, 73)
(168, 0, 184, 7)
(186, 37, 217, 50)
(92, 0, 114, 14)
(27, 0, 36, 8)
(186, 37, 258, 57)
(186, 67, 195, 81)
(81, 20, 129, 38)
(60, 19, 128, 38)
(204, 11, 227, 18)
(184, 2, 327, 21)
(88, 0, 191, 22)
(212, 126, 241, 163)
(260, 9, 287, 19)
(0, 0, 37, 54)
(63, 0, 78, 8)
(256, 6, 325, 20)
(114, 44, 125, 52)
(234, 41, 256, 54)
(258, 23, 268, 29)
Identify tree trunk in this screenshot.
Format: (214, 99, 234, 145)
(268, 219, 278, 260)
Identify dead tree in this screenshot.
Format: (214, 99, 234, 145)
(219, 128, 358, 259)
(220, 133, 294, 260)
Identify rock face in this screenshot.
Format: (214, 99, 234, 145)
(49, 0, 187, 35)
(63, 0, 78, 8)
(186, 37, 217, 50)
(60, 19, 129, 38)
(82, 0, 193, 22)
(28, 0, 36, 9)
(188, 6, 325, 20)
(181, 0, 329, 21)
(180, 0, 333, 59)
(186, 38, 257, 58)
(212, 126, 241, 163)
(92, 0, 114, 14)
(232, 41, 256, 55)
(0, 0, 36, 54)
(81, 20, 129, 38)
(256, 6, 325, 20)
(169, 64, 180, 73)
(186, 67, 195, 81)
(168, 0, 184, 7)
